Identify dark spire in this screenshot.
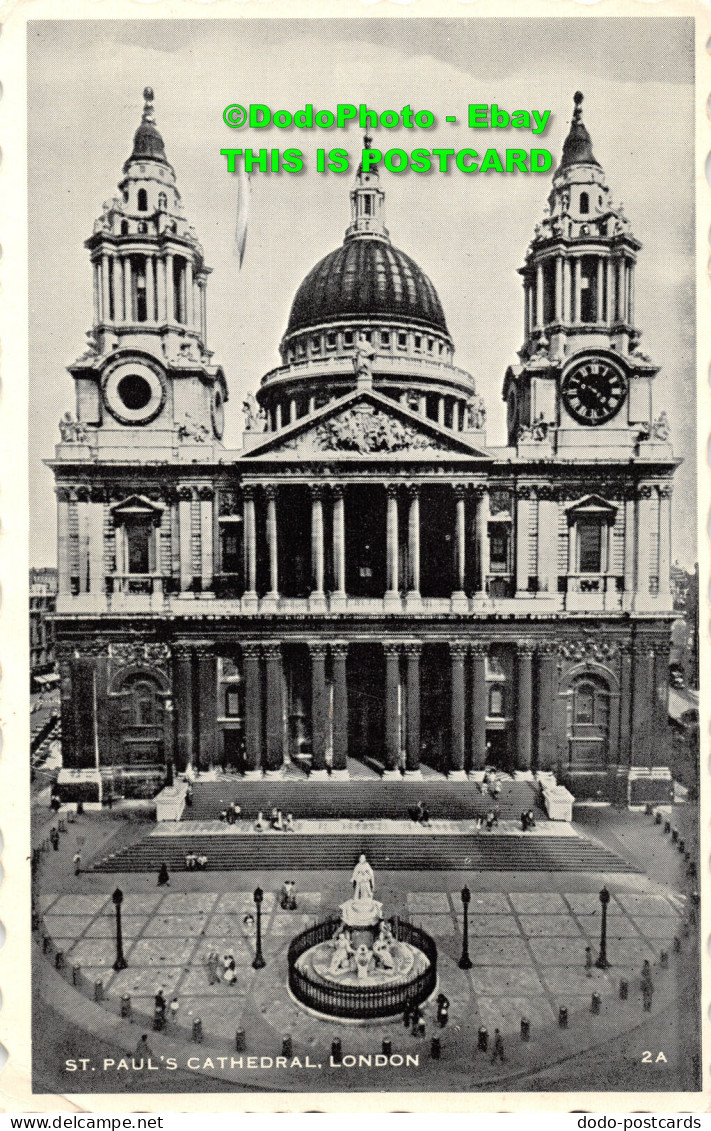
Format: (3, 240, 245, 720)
(124, 87, 170, 171)
(557, 92, 600, 173)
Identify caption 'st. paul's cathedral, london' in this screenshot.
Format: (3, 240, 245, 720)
(51, 88, 678, 808)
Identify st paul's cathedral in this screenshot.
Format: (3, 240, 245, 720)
(50, 89, 678, 807)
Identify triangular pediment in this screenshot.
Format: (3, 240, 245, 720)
(564, 493, 617, 519)
(242, 390, 490, 460)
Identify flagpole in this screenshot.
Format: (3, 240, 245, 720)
(93, 668, 103, 806)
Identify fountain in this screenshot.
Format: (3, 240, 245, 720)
(287, 855, 437, 1020)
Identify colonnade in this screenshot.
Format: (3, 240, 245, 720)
(92, 248, 207, 340)
(524, 252, 635, 338)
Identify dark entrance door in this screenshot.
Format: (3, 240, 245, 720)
(485, 728, 511, 772)
(347, 644, 385, 769)
(221, 728, 245, 773)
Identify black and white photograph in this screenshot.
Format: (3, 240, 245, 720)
(7, 10, 705, 1111)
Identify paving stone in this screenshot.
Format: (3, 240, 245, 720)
(563, 893, 610, 916)
(467, 937, 531, 965)
(66, 937, 117, 967)
(156, 893, 220, 914)
(39, 893, 60, 913)
(127, 938, 196, 967)
(80, 913, 149, 939)
(410, 913, 455, 937)
(142, 914, 209, 938)
(476, 995, 556, 1032)
(45, 913, 95, 938)
(577, 915, 641, 939)
(527, 937, 591, 966)
(106, 966, 185, 997)
(632, 916, 681, 940)
(469, 966, 542, 996)
(540, 966, 615, 997)
(120, 893, 166, 915)
(50, 894, 110, 916)
(178, 966, 256, 997)
(270, 914, 316, 936)
(467, 915, 521, 937)
(292, 892, 323, 913)
(468, 893, 512, 914)
(613, 893, 678, 917)
(517, 914, 584, 938)
(214, 892, 276, 914)
(406, 892, 451, 913)
(175, 994, 248, 1038)
(510, 893, 569, 915)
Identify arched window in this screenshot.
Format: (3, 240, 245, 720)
(579, 191, 589, 215)
(158, 192, 167, 211)
(120, 676, 164, 728)
(489, 686, 505, 717)
(137, 188, 148, 212)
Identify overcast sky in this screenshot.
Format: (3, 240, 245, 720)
(28, 16, 696, 567)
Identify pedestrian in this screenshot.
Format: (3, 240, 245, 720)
(50, 827, 59, 851)
(154, 989, 166, 1030)
(491, 1028, 505, 1063)
(197, 854, 208, 870)
(226, 803, 236, 825)
(134, 1034, 153, 1061)
(641, 962, 654, 1012)
(436, 992, 450, 1029)
(169, 996, 179, 1024)
(254, 810, 266, 832)
(185, 785, 193, 807)
(223, 953, 237, 986)
(206, 950, 220, 985)
(157, 862, 170, 886)
(285, 812, 295, 832)
(73, 851, 81, 876)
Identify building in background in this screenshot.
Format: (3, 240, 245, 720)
(30, 567, 58, 690)
(48, 89, 679, 806)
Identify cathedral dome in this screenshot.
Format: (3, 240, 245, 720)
(286, 237, 449, 337)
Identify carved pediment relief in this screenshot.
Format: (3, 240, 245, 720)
(313, 404, 446, 455)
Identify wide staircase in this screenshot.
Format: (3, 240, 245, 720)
(91, 831, 639, 874)
(182, 778, 544, 823)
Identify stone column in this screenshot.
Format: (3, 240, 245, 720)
(56, 487, 71, 596)
(242, 644, 262, 777)
(112, 257, 122, 323)
(178, 487, 193, 592)
(77, 490, 90, 594)
(623, 487, 636, 605)
(515, 486, 530, 596)
(173, 645, 193, 772)
(470, 641, 488, 771)
(404, 643, 422, 777)
(243, 487, 258, 605)
(516, 642, 534, 771)
(199, 487, 214, 593)
(616, 258, 625, 321)
(165, 252, 174, 323)
(573, 258, 582, 324)
(264, 486, 279, 603)
(596, 258, 604, 323)
(618, 642, 632, 767)
(310, 486, 326, 609)
(555, 256, 563, 322)
(438, 398, 446, 426)
(199, 279, 207, 344)
(631, 640, 654, 766)
(263, 643, 285, 776)
(635, 484, 654, 607)
(606, 258, 614, 324)
(123, 255, 132, 323)
(523, 280, 531, 340)
(449, 642, 467, 780)
(535, 642, 557, 771)
(156, 257, 166, 323)
(475, 486, 490, 598)
(92, 261, 101, 324)
(405, 485, 421, 609)
(309, 643, 329, 779)
(452, 485, 468, 611)
(146, 255, 155, 323)
(196, 643, 217, 772)
(563, 260, 572, 324)
(331, 642, 349, 779)
(628, 263, 635, 324)
(186, 260, 194, 327)
(88, 495, 105, 597)
(537, 486, 558, 595)
(385, 485, 400, 609)
(275, 403, 283, 431)
(332, 487, 346, 606)
(452, 401, 461, 431)
(383, 643, 401, 778)
(101, 255, 111, 324)
(657, 484, 672, 600)
(535, 262, 544, 328)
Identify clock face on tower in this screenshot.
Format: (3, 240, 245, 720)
(560, 358, 627, 426)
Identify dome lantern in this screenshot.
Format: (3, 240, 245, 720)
(345, 133, 389, 242)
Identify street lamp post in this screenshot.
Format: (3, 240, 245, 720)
(112, 887, 127, 972)
(458, 885, 473, 970)
(596, 886, 610, 969)
(252, 885, 266, 970)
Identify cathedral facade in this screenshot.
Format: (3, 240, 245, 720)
(50, 89, 678, 806)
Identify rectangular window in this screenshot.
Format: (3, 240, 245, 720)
(126, 521, 151, 574)
(578, 520, 602, 573)
(380, 331, 390, 347)
(414, 335, 422, 350)
(398, 333, 407, 349)
(489, 528, 509, 572)
(344, 330, 354, 346)
(221, 528, 241, 573)
(326, 332, 336, 350)
(225, 689, 241, 717)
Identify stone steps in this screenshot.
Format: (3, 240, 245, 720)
(90, 832, 639, 874)
(184, 779, 544, 823)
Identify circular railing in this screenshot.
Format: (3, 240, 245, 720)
(288, 916, 437, 1020)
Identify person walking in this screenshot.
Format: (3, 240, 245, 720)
(641, 961, 654, 1012)
(206, 950, 220, 985)
(169, 997, 179, 1025)
(491, 1028, 505, 1063)
(50, 827, 60, 851)
(157, 862, 170, 886)
(73, 850, 81, 876)
(134, 1034, 153, 1062)
(436, 993, 450, 1029)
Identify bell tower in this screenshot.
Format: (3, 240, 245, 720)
(503, 92, 662, 457)
(67, 87, 227, 450)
